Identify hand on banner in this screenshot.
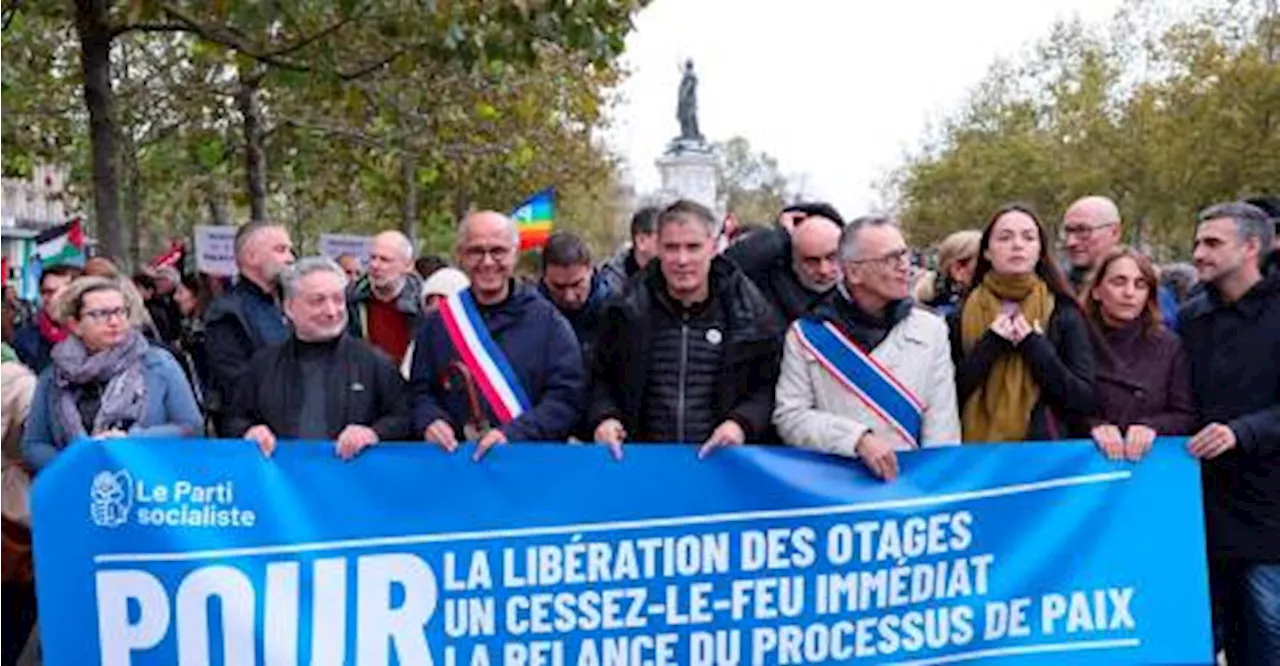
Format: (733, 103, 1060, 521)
(424, 419, 458, 452)
(244, 425, 277, 458)
(335, 425, 379, 461)
(855, 432, 898, 481)
(697, 420, 745, 460)
(1124, 424, 1157, 461)
(594, 419, 627, 461)
(1188, 423, 1237, 459)
(474, 429, 507, 461)
(1091, 424, 1126, 461)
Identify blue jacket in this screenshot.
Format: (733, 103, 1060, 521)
(538, 271, 614, 363)
(22, 347, 204, 470)
(11, 321, 55, 374)
(408, 282, 585, 441)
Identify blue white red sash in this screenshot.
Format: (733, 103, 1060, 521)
(437, 290, 533, 425)
(793, 318, 925, 446)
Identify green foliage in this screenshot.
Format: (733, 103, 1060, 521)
(715, 136, 788, 224)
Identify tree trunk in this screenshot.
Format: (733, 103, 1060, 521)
(400, 153, 419, 239)
(122, 135, 143, 268)
(237, 70, 267, 222)
(74, 0, 121, 260)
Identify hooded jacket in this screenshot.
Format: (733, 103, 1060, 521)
(408, 281, 584, 441)
(588, 257, 783, 443)
(1177, 251, 1280, 561)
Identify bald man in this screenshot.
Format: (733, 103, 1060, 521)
(1062, 195, 1178, 328)
(346, 231, 423, 365)
(724, 203, 846, 326)
(408, 212, 584, 457)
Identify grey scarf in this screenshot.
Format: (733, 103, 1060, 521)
(51, 330, 149, 440)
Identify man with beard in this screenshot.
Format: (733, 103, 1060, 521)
(346, 231, 422, 366)
(409, 211, 584, 458)
(539, 231, 612, 361)
(773, 217, 959, 482)
(1179, 201, 1280, 666)
(227, 257, 411, 458)
(204, 221, 295, 434)
(724, 203, 845, 326)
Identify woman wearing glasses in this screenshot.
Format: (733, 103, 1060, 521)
(915, 229, 982, 317)
(951, 205, 1096, 442)
(22, 277, 202, 471)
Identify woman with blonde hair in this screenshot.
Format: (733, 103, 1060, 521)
(915, 230, 981, 316)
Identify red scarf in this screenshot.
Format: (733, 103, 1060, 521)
(37, 310, 70, 345)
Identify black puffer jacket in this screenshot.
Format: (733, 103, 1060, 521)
(589, 257, 783, 443)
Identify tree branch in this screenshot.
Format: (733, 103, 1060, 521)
(2, 0, 21, 32)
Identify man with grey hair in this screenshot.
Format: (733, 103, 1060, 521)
(773, 216, 959, 482)
(346, 230, 423, 366)
(226, 257, 411, 460)
(589, 200, 782, 458)
(409, 211, 584, 459)
(1178, 201, 1280, 665)
(204, 221, 295, 434)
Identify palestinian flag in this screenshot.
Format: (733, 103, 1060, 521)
(512, 188, 554, 250)
(35, 218, 86, 268)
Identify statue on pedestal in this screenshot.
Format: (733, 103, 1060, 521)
(676, 59, 702, 143)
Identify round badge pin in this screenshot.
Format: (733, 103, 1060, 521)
(706, 328, 723, 345)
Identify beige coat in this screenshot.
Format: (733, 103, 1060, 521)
(773, 308, 961, 457)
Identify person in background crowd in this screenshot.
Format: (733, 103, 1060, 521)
(226, 258, 412, 459)
(1178, 201, 1280, 666)
(1082, 247, 1194, 460)
(1, 342, 37, 666)
(1161, 262, 1199, 305)
(82, 256, 118, 278)
(2, 285, 33, 333)
(914, 230, 981, 317)
(131, 272, 178, 344)
(204, 221, 295, 434)
(774, 217, 960, 481)
(400, 267, 470, 377)
(415, 255, 449, 279)
(1243, 195, 1279, 253)
(410, 211, 584, 458)
(539, 231, 614, 362)
(590, 200, 782, 458)
(1062, 195, 1178, 328)
(12, 264, 81, 373)
(346, 231, 422, 366)
(173, 274, 212, 403)
(952, 204, 1095, 442)
(599, 206, 661, 290)
(22, 277, 202, 471)
(336, 253, 362, 282)
(152, 265, 184, 337)
(724, 202, 846, 326)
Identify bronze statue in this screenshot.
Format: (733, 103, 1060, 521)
(677, 59, 702, 142)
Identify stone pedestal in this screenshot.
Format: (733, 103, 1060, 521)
(655, 146, 718, 213)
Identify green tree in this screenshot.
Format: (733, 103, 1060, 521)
(715, 135, 788, 224)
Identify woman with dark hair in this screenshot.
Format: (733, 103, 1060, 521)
(1083, 247, 1194, 460)
(951, 204, 1096, 442)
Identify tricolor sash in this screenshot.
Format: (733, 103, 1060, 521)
(437, 290, 533, 425)
(793, 318, 925, 446)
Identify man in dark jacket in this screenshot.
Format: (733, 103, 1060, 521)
(12, 264, 81, 372)
(723, 202, 845, 326)
(409, 211, 584, 458)
(590, 200, 783, 458)
(538, 231, 613, 362)
(1180, 201, 1280, 666)
(228, 257, 412, 459)
(346, 230, 423, 367)
(598, 206, 660, 292)
(203, 221, 295, 434)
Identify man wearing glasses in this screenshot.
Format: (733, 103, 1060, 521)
(12, 264, 82, 373)
(1062, 195, 1177, 328)
(774, 216, 960, 482)
(408, 211, 584, 459)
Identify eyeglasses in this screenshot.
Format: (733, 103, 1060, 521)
(1060, 221, 1117, 241)
(461, 245, 513, 263)
(81, 306, 129, 323)
(850, 248, 911, 268)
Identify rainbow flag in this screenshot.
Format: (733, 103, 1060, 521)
(511, 188, 554, 250)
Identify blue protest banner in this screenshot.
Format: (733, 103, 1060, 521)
(32, 438, 1212, 665)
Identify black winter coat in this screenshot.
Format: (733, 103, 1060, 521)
(950, 295, 1097, 440)
(224, 334, 412, 441)
(1178, 254, 1280, 562)
(589, 257, 783, 443)
(1087, 322, 1195, 436)
(203, 279, 291, 418)
(723, 227, 829, 326)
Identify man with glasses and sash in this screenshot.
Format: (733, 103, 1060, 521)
(773, 216, 961, 481)
(408, 211, 585, 459)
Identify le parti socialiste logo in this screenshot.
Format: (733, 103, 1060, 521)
(90, 470, 133, 528)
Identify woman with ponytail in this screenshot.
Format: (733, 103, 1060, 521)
(951, 205, 1096, 442)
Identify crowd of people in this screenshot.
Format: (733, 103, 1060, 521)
(1, 193, 1278, 664)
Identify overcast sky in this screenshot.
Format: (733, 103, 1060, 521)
(607, 0, 1126, 221)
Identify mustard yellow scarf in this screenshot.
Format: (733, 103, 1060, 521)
(959, 272, 1055, 441)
